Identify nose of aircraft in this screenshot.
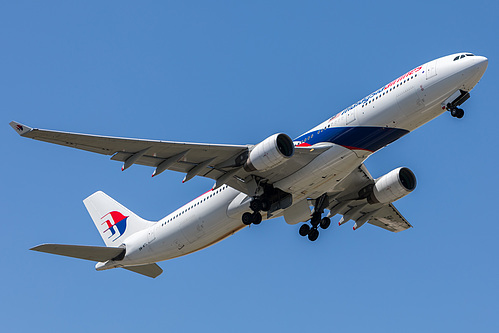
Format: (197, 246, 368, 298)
(461, 55, 488, 90)
(474, 56, 488, 76)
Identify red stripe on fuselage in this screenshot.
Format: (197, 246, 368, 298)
(340, 145, 374, 152)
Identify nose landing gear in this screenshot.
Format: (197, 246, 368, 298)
(448, 104, 465, 118)
(444, 89, 469, 119)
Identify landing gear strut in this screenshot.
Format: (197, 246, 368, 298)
(298, 194, 331, 241)
(445, 89, 469, 119)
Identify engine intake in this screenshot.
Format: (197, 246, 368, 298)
(244, 133, 294, 172)
(368, 167, 416, 204)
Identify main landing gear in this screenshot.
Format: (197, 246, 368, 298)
(299, 214, 331, 241)
(241, 184, 292, 226)
(241, 197, 268, 226)
(298, 194, 331, 242)
(242, 211, 262, 225)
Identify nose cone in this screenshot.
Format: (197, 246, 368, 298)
(474, 56, 488, 77)
(460, 55, 488, 91)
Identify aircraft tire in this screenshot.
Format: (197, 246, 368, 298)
(299, 224, 310, 236)
(308, 228, 319, 241)
(252, 212, 262, 225)
(250, 199, 263, 212)
(320, 217, 331, 229)
(242, 212, 253, 225)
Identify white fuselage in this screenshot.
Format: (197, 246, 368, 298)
(111, 53, 488, 268)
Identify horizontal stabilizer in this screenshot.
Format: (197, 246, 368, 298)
(123, 263, 163, 278)
(30, 244, 125, 262)
(9, 121, 33, 136)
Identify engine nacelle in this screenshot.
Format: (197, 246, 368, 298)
(368, 167, 417, 204)
(244, 133, 294, 172)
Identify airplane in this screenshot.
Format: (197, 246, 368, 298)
(10, 52, 488, 278)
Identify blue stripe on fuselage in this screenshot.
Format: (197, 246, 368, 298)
(295, 126, 409, 152)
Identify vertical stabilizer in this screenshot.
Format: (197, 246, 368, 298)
(83, 191, 155, 247)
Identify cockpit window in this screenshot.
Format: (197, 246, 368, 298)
(454, 53, 476, 61)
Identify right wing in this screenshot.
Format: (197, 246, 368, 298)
(10, 121, 327, 195)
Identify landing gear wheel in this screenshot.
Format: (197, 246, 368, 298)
(450, 107, 464, 118)
(242, 212, 253, 225)
(308, 228, 319, 242)
(252, 212, 262, 225)
(320, 217, 331, 230)
(250, 199, 263, 212)
(299, 224, 310, 237)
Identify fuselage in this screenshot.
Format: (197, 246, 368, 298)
(107, 53, 488, 268)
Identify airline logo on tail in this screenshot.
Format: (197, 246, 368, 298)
(101, 211, 128, 241)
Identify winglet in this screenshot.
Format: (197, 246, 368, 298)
(9, 121, 33, 136)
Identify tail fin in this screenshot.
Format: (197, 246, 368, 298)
(83, 191, 155, 247)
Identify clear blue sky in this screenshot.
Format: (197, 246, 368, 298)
(2, 1, 498, 332)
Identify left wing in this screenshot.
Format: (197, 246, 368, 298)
(31, 244, 125, 262)
(10, 121, 326, 195)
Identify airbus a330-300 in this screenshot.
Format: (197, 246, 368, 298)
(11, 52, 488, 278)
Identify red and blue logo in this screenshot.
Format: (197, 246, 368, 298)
(101, 211, 128, 241)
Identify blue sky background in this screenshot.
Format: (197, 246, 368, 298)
(2, 1, 498, 332)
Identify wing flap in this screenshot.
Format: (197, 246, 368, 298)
(30, 244, 125, 262)
(123, 263, 163, 278)
(367, 203, 412, 232)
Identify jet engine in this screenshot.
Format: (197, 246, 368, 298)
(367, 167, 416, 204)
(244, 133, 294, 172)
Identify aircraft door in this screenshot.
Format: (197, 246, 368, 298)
(426, 60, 437, 79)
(346, 108, 356, 124)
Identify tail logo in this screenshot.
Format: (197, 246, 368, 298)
(101, 211, 128, 241)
